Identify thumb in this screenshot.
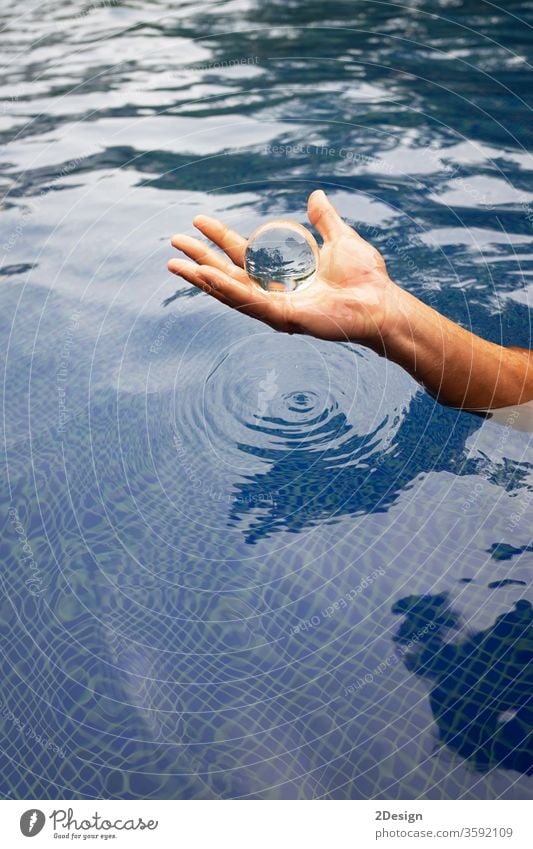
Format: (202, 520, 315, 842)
(307, 189, 347, 241)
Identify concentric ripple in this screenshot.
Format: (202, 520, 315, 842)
(151, 321, 417, 542)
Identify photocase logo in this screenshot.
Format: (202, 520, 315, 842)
(20, 809, 46, 837)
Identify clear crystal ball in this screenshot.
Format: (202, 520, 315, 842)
(244, 220, 319, 293)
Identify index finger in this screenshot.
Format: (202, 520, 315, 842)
(193, 215, 247, 267)
(167, 261, 285, 329)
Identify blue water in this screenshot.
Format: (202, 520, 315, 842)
(1, 0, 532, 799)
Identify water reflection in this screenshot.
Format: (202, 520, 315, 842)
(393, 594, 533, 775)
(489, 542, 533, 562)
(1, 0, 532, 802)
(229, 392, 493, 543)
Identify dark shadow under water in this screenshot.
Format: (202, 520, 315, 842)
(393, 594, 533, 775)
(228, 392, 529, 543)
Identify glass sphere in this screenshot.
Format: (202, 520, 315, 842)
(244, 220, 319, 293)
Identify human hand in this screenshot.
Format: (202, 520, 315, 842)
(168, 189, 402, 350)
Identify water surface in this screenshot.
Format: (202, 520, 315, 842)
(1, 0, 532, 799)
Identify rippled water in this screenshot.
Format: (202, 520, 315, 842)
(1, 0, 532, 799)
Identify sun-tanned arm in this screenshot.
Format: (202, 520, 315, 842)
(168, 189, 533, 411)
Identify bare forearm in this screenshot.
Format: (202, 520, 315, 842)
(377, 285, 533, 410)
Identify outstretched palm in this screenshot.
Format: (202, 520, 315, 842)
(168, 189, 396, 348)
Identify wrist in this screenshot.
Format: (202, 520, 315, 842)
(367, 279, 419, 360)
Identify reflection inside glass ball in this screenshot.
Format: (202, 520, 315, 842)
(244, 221, 319, 293)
